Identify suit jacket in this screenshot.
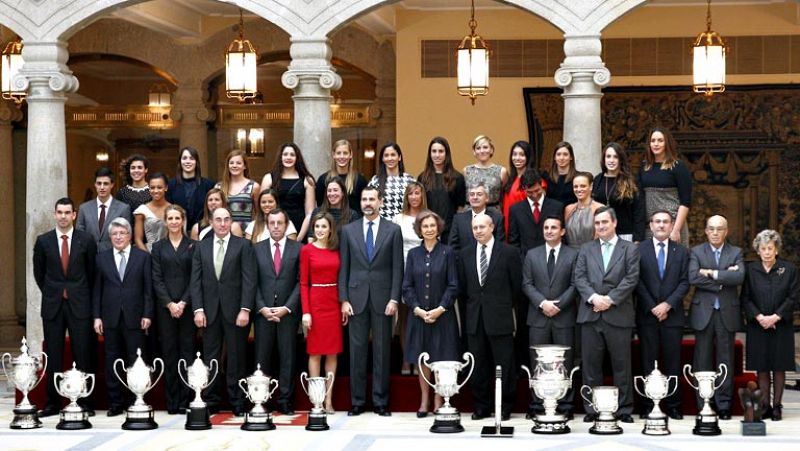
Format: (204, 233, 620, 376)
(508, 197, 564, 255)
(688, 242, 745, 332)
(458, 240, 522, 336)
(76, 198, 132, 253)
(190, 234, 256, 325)
(253, 239, 301, 313)
(338, 217, 404, 315)
(635, 239, 689, 327)
(33, 229, 97, 321)
(93, 247, 153, 328)
(447, 209, 504, 254)
(151, 237, 195, 308)
(574, 237, 640, 328)
(522, 244, 578, 328)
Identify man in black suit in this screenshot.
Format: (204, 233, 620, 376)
(253, 209, 302, 414)
(191, 207, 256, 416)
(688, 214, 744, 420)
(92, 217, 153, 416)
(76, 167, 132, 253)
(339, 186, 403, 417)
(33, 198, 97, 417)
(574, 206, 639, 423)
(522, 215, 578, 418)
(458, 213, 521, 421)
(636, 210, 689, 419)
(448, 183, 504, 254)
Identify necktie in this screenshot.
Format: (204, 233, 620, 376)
(547, 248, 555, 279)
(479, 244, 488, 286)
(602, 241, 611, 271)
(713, 249, 720, 309)
(366, 221, 375, 261)
(533, 201, 540, 224)
(657, 242, 666, 279)
(61, 235, 69, 299)
(215, 238, 225, 279)
(273, 242, 282, 275)
(99, 204, 107, 234)
(118, 250, 126, 281)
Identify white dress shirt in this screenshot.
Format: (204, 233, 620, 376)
(113, 244, 131, 273)
(57, 227, 74, 257)
(589, 235, 619, 305)
(97, 198, 112, 220)
(362, 216, 380, 241)
(653, 237, 669, 264)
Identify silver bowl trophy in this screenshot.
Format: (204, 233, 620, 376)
(634, 361, 678, 435)
(1, 337, 48, 429)
(113, 348, 164, 430)
(684, 363, 727, 436)
(480, 366, 514, 437)
(300, 371, 334, 431)
(178, 352, 219, 430)
(54, 362, 95, 430)
(239, 364, 280, 431)
(581, 385, 622, 435)
(521, 345, 579, 434)
(418, 352, 474, 433)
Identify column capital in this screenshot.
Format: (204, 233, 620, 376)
(555, 34, 610, 90)
(281, 38, 342, 93)
(15, 41, 79, 99)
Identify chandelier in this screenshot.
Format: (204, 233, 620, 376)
(1, 37, 25, 104)
(692, 0, 727, 96)
(456, 0, 490, 105)
(225, 9, 258, 101)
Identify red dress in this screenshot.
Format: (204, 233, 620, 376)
(502, 176, 527, 237)
(300, 243, 343, 355)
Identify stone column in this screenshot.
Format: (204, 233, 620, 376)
(281, 38, 342, 177)
(554, 34, 610, 175)
(173, 82, 213, 175)
(0, 100, 23, 345)
(15, 41, 79, 354)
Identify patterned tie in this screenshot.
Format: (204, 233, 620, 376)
(602, 241, 611, 271)
(366, 221, 375, 261)
(98, 204, 107, 234)
(273, 242, 282, 275)
(61, 235, 69, 299)
(479, 244, 488, 286)
(532, 200, 540, 224)
(547, 247, 555, 279)
(713, 249, 720, 310)
(117, 250, 126, 281)
(215, 238, 225, 280)
(657, 242, 666, 280)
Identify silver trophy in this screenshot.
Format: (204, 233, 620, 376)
(54, 362, 95, 430)
(1, 337, 48, 429)
(178, 352, 219, 430)
(684, 363, 727, 436)
(581, 385, 622, 435)
(419, 352, 474, 433)
(634, 361, 678, 435)
(521, 345, 579, 434)
(113, 348, 164, 430)
(300, 371, 334, 431)
(239, 364, 279, 431)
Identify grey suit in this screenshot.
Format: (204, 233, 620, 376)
(76, 198, 132, 253)
(338, 217, 403, 408)
(574, 237, 640, 416)
(688, 242, 744, 411)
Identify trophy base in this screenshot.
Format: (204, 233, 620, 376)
(642, 415, 670, 436)
(693, 415, 721, 436)
(241, 412, 275, 431)
(57, 409, 92, 430)
(122, 408, 158, 430)
(9, 406, 42, 429)
(185, 406, 212, 430)
(306, 411, 330, 431)
(532, 415, 570, 435)
(480, 425, 514, 437)
(589, 419, 623, 435)
(430, 412, 464, 433)
(740, 420, 766, 436)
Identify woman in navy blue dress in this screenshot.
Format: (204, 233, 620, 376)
(402, 210, 459, 417)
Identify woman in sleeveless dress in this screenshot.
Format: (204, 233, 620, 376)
(463, 134, 508, 208)
(564, 172, 603, 249)
(216, 149, 260, 229)
(262, 143, 316, 241)
(133, 172, 169, 252)
(246, 188, 297, 243)
(367, 142, 416, 220)
(190, 187, 243, 241)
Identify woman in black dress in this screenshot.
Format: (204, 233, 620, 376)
(592, 142, 645, 242)
(542, 141, 578, 206)
(417, 137, 465, 244)
(741, 229, 798, 421)
(315, 139, 368, 216)
(402, 210, 459, 417)
(311, 178, 361, 229)
(262, 143, 316, 241)
(166, 146, 216, 233)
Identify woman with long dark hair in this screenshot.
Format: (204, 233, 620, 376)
(189, 187, 243, 241)
(368, 142, 416, 220)
(502, 140, 533, 236)
(166, 146, 215, 232)
(247, 188, 298, 243)
(417, 137, 465, 244)
(315, 139, 368, 215)
(543, 141, 578, 206)
(593, 142, 646, 242)
(262, 143, 316, 241)
(117, 154, 151, 214)
(311, 178, 361, 229)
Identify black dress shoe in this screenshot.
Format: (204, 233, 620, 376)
(233, 407, 247, 417)
(167, 408, 181, 415)
(771, 404, 782, 421)
(718, 409, 731, 420)
(618, 414, 634, 423)
(666, 408, 683, 420)
(471, 411, 491, 420)
(207, 405, 220, 415)
(583, 413, 598, 423)
(416, 411, 428, 418)
(107, 406, 125, 417)
(762, 405, 773, 419)
(348, 405, 365, 416)
(640, 409, 652, 419)
(561, 411, 574, 421)
(277, 404, 295, 415)
(38, 404, 61, 418)
(373, 405, 391, 416)
(85, 409, 96, 417)
(501, 412, 511, 421)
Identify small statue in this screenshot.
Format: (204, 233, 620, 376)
(738, 381, 764, 423)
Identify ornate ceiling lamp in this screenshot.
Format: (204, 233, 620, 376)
(692, 0, 727, 96)
(1, 36, 25, 104)
(456, 0, 490, 105)
(225, 9, 258, 101)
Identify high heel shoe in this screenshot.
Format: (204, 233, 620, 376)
(771, 404, 782, 421)
(762, 405, 773, 420)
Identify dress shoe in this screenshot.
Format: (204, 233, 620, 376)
(207, 405, 220, 415)
(233, 407, 247, 417)
(501, 412, 511, 421)
(618, 414, 634, 423)
(277, 403, 295, 415)
(416, 410, 428, 418)
(471, 411, 491, 420)
(771, 404, 782, 421)
(38, 404, 61, 418)
(762, 405, 773, 419)
(583, 413, 598, 423)
(717, 409, 731, 420)
(167, 408, 182, 415)
(561, 411, 574, 421)
(107, 406, 125, 417)
(373, 405, 391, 417)
(666, 408, 683, 420)
(347, 405, 365, 416)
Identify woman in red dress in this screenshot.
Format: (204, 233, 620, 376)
(300, 212, 342, 413)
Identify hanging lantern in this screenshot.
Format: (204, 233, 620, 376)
(456, 0, 490, 105)
(1, 37, 25, 104)
(692, 0, 727, 96)
(225, 9, 258, 101)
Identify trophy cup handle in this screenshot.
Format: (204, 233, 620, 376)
(85, 373, 95, 396)
(633, 375, 646, 398)
(457, 352, 475, 390)
(149, 357, 165, 393)
(714, 364, 728, 391)
(666, 375, 679, 398)
(520, 365, 532, 381)
(0, 353, 10, 379)
(300, 372, 309, 396)
(206, 359, 219, 389)
(683, 364, 699, 390)
(568, 366, 580, 384)
(54, 372, 65, 398)
(417, 353, 435, 389)
(268, 378, 280, 398)
(238, 378, 250, 401)
(177, 359, 190, 388)
(325, 372, 335, 397)
(35, 352, 49, 390)
(113, 358, 131, 393)
(580, 385, 594, 409)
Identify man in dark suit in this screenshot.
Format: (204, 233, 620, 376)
(522, 215, 578, 418)
(574, 206, 639, 423)
(636, 210, 689, 419)
(688, 214, 744, 420)
(77, 167, 133, 253)
(33, 197, 97, 417)
(339, 186, 403, 417)
(448, 183, 504, 254)
(191, 207, 256, 416)
(458, 213, 521, 421)
(253, 208, 302, 414)
(92, 217, 153, 416)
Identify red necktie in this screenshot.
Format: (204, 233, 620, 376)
(98, 204, 107, 234)
(61, 235, 69, 299)
(533, 201, 540, 224)
(273, 242, 282, 275)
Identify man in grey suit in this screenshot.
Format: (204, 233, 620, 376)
(339, 186, 403, 417)
(77, 167, 132, 253)
(574, 206, 640, 423)
(688, 214, 744, 420)
(522, 215, 578, 418)
(253, 208, 301, 414)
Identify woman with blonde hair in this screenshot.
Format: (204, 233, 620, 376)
(463, 134, 508, 208)
(315, 139, 368, 216)
(216, 149, 260, 229)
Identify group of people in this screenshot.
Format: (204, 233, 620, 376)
(31, 129, 797, 424)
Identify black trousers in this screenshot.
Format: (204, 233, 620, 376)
(693, 310, 734, 411)
(42, 301, 96, 408)
(528, 323, 575, 413)
(156, 305, 195, 411)
(104, 323, 144, 409)
(202, 315, 248, 409)
(348, 305, 392, 407)
(254, 312, 299, 405)
(580, 319, 634, 416)
(638, 322, 683, 411)
(468, 316, 516, 415)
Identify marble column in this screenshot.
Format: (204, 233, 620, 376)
(15, 41, 79, 354)
(0, 100, 23, 345)
(554, 34, 610, 175)
(281, 38, 342, 177)
(173, 82, 213, 175)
